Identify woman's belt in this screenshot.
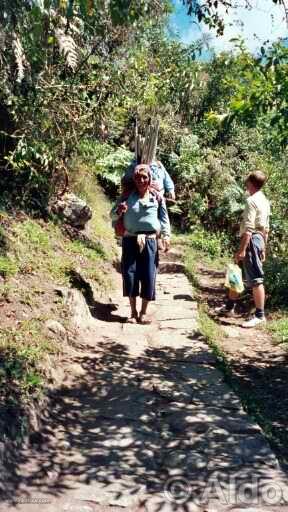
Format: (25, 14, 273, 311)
(124, 231, 157, 252)
(124, 231, 157, 238)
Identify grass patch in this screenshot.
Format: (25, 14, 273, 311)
(67, 239, 106, 261)
(267, 316, 288, 346)
(0, 318, 61, 441)
(0, 224, 9, 255)
(187, 228, 230, 259)
(183, 250, 200, 289)
(0, 255, 19, 277)
(6, 208, 115, 287)
(0, 319, 59, 395)
(11, 219, 57, 276)
(198, 307, 226, 346)
(173, 229, 230, 275)
(0, 282, 14, 301)
(18, 220, 50, 249)
(71, 159, 118, 259)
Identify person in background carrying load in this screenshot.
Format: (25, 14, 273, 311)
(112, 164, 171, 325)
(122, 159, 175, 200)
(216, 171, 271, 328)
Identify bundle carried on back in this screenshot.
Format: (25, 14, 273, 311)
(135, 120, 160, 165)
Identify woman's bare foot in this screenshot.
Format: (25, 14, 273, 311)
(126, 311, 138, 323)
(138, 313, 152, 324)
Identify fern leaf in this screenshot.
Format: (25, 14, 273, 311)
(0, 28, 5, 67)
(59, 0, 68, 9)
(12, 34, 27, 83)
(0, 28, 6, 49)
(87, 0, 94, 16)
(55, 29, 78, 71)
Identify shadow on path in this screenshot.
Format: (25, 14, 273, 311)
(1, 268, 288, 512)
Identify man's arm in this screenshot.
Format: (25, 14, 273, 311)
(235, 200, 256, 262)
(158, 198, 171, 252)
(260, 229, 269, 261)
(159, 162, 175, 199)
(235, 232, 252, 262)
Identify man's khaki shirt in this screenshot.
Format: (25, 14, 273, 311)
(240, 190, 270, 237)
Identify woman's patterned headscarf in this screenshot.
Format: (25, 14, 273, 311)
(133, 164, 152, 185)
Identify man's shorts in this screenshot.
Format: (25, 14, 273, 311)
(242, 233, 265, 288)
(121, 236, 159, 301)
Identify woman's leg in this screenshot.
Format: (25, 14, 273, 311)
(141, 299, 149, 315)
(139, 301, 151, 324)
(138, 239, 158, 324)
(128, 297, 138, 322)
(122, 237, 140, 322)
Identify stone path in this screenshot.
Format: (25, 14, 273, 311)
(1, 260, 288, 512)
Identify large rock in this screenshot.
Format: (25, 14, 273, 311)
(51, 193, 92, 229)
(45, 319, 66, 337)
(65, 288, 96, 331)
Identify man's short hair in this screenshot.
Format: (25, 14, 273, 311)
(245, 171, 267, 190)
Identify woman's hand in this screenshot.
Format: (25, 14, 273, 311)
(116, 202, 128, 215)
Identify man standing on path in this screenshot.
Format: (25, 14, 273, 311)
(216, 170, 271, 328)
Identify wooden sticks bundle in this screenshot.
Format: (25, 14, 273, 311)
(135, 120, 160, 164)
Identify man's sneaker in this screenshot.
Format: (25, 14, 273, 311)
(215, 304, 235, 317)
(242, 316, 266, 328)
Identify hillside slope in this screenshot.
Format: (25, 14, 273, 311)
(0, 162, 117, 446)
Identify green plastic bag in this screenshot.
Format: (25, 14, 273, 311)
(224, 263, 244, 293)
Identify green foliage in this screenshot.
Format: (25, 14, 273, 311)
(78, 140, 133, 193)
(265, 257, 288, 308)
(187, 228, 229, 259)
(0, 0, 169, 209)
(95, 146, 134, 189)
(206, 43, 288, 147)
(168, 131, 247, 231)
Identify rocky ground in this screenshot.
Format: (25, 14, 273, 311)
(1, 251, 288, 512)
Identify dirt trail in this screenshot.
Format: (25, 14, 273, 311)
(197, 262, 288, 467)
(1, 253, 288, 512)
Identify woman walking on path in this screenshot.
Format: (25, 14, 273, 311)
(113, 164, 171, 324)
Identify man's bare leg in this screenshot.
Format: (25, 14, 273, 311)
(252, 284, 265, 311)
(242, 283, 266, 327)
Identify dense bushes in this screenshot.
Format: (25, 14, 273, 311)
(78, 140, 133, 196)
(265, 257, 288, 308)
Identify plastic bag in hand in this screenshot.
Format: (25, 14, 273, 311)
(224, 263, 244, 293)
